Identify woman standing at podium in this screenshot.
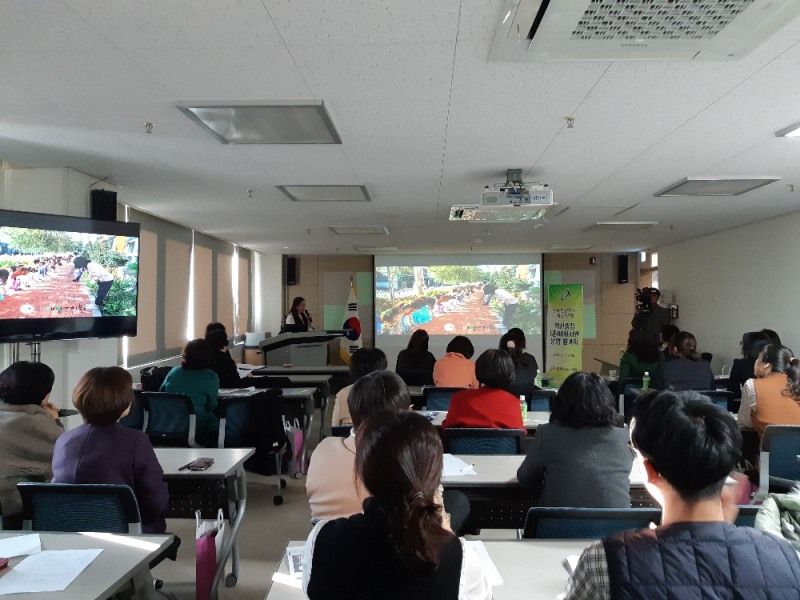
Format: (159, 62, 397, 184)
(285, 296, 314, 331)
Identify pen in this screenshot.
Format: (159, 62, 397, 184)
(178, 461, 193, 471)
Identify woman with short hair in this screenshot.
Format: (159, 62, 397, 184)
(52, 366, 169, 533)
(302, 410, 491, 599)
(517, 371, 632, 507)
(0, 361, 63, 528)
(727, 331, 770, 400)
(433, 335, 479, 389)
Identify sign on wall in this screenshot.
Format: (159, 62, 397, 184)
(546, 284, 583, 384)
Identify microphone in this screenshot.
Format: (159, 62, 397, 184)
(304, 309, 312, 323)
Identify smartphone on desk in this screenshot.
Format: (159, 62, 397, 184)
(181, 457, 215, 471)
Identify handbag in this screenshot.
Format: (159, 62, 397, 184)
(283, 417, 304, 476)
(195, 508, 226, 600)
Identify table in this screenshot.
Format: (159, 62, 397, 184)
(155, 447, 254, 599)
(441, 454, 651, 529)
(0, 531, 173, 600)
(421, 410, 551, 432)
(265, 539, 593, 600)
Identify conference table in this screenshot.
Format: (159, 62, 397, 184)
(265, 539, 593, 599)
(155, 447, 254, 599)
(424, 410, 551, 432)
(0, 531, 173, 600)
(441, 454, 651, 530)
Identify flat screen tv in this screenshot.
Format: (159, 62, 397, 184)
(0, 209, 140, 342)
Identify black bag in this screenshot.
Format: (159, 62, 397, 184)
(139, 366, 173, 391)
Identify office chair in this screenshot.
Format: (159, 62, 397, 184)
(696, 389, 736, 412)
(618, 377, 644, 422)
(217, 392, 287, 505)
(520, 506, 662, 539)
(526, 388, 556, 412)
(442, 428, 526, 455)
(734, 505, 760, 528)
(422, 387, 464, 411)
(330, 425, 352, 438)
(141, 392, 199, 448)
(758, 425, 800, 498)
(120, 390, 148, 431)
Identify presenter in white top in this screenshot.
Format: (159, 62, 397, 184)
(285, 296, 314, 331)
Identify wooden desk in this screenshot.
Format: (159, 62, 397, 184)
(265, 539, 593, 600)
(155, 447, 254, 599)
(0, 531, 172, 600)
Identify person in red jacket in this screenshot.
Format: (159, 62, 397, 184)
(442, 349, 524, 431)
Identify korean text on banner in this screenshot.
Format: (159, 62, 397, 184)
(546, 284, 583, 385)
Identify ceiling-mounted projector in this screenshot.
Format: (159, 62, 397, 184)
(482, 186, 553, 207)
(450, 169, 554, 222)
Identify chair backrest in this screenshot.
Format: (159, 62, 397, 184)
(217, 389, 285, 449)
(396, 367, 434, 387)
(17, 482, 142, 534)
(142, 391, 197, 447)
(330, 425, 352, 438)
(423, 387, 464, 411)
(119, 390, 148, 431)
(619, 377, 643, 422)
(760, 425, 800, 494)
(443, 428, 526, 455)
(526, 388, 556, 412)
(696, 389, 735, 412)
(521, 506, 661, 539)
(734, 505, 759, 528)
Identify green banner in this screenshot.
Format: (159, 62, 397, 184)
(546, 284, 584, 384)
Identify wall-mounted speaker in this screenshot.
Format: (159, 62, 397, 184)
(90, 189, 118, 222)
(286, 257, 297, 285)
(618, 254, 629, 284)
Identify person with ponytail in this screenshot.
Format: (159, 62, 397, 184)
(651, 331, 714, 391)
(302, 411, 491, 600)
(738, 344, 800, 435)
(499, 327, 539, 397)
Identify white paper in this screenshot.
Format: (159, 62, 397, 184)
(562, 555, 580, 576)
(285, 546, 305, 577)
(442, 453, 477, 476)
(464, 541, 503, 586)
(0, 534, 41, 558)
(0, 549, 102, 593)
(218, 387, 257, 397)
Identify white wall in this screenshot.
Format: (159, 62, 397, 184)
(0, 166, 120, 414)
(658, 211, 800, 374)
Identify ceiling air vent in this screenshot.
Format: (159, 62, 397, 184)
(490, 0, 800, 61)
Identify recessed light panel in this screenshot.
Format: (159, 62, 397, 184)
(329, 226, 389, 235)
(177, 101, 341, 144)
(590, 222, 658, 231)
(655, 177, 780, 197)
(277, 185, 370, 202)
(548, 244, 594, 250)
(353, 246, 398, 253)
(775, 122, 800, 137)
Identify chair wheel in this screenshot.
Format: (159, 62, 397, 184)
(280, 479, 287, 488)
(274, 495, 284, 505)
(294, 472, 303, 479)
(154, 579, 164, 590)
(225, 573, 237, 587)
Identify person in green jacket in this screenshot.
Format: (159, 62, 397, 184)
(619, 329, 662, 381)
(755, 488, 800, 552)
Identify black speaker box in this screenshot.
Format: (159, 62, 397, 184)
(286, 257, 297, 285)
(90, 189, 118, 222)
(618, 254, 629, 284)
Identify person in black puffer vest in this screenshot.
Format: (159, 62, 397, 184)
(564, 389, 800, 600)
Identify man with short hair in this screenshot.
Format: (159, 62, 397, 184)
(564, 390, 800, 599)
(630, 287, 671, 345)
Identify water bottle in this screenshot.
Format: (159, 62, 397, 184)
(642, 371, 650, 390)
(535, 373, 543, 388)
(520, 395, 528, 421)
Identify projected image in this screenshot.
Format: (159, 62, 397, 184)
(0, 227, 139, 319)
(375, 264, 540, 337)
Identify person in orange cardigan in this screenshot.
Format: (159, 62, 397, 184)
(738, 344, 800, 435)
(442, 349, 524, 431)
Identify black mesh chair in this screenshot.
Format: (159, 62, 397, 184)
(521, 506, 662, 539)
(442, 428, 526, 455)
(618, 377, 644, 422)
(217, 392, 287, 505)
(526, 388, 556, 412)
(734, 505, 760, 527)
(758, 425, 800, 497)
(422, 387, 465, 411)
(18, 482, 143, 534)
(119, 390, 148, 431)
(142, 391, 198, 447)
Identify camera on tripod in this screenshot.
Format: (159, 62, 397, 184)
(635, 288, 654, 315)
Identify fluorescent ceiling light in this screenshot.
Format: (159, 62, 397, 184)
(329, 226, 389, 235)
(548, 244, 594, 250)
(775, 122, 800, 137)
(277, 185, 369, 202)
(590, 222, 658, 231)
(655, 176, 780, 197)
(177, 101, 341, 144)
(353, 246, 398, 253)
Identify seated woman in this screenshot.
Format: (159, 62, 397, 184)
(516, 371, 633, 507)
(442, 349, 523, 431)
(331, 348, 387, 427)
(727, 331, 770, 400)
(738, 344, 800, 435)
(651, 331, 715, 391)
(0, 362, 63, 529)
(499, 327, 539, 397)
(619, 329, 662, 381)
(307, 371, 411, 521)
(395, 329, 436, 386)
(433, 335, 479, 389)
(52, 366, 169, 533)
(302, 410, 491, 599)
(160, 338, 220, 447)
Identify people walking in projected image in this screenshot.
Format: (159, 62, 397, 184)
(84, 260, 113, 309)
(484, 286, 519, 329)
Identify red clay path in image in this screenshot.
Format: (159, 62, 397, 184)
(0, 262, 94, 319)
(418, 288, 504, 336)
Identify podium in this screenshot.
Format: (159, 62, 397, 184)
(259, 331, 346, 366)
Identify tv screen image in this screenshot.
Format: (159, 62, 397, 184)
(0, 209, 140, 342)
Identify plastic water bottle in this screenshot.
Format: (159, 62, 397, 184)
(520, 395, 528, 421)
(535, 373, 543, 388)
(642, 371, 650, 390)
